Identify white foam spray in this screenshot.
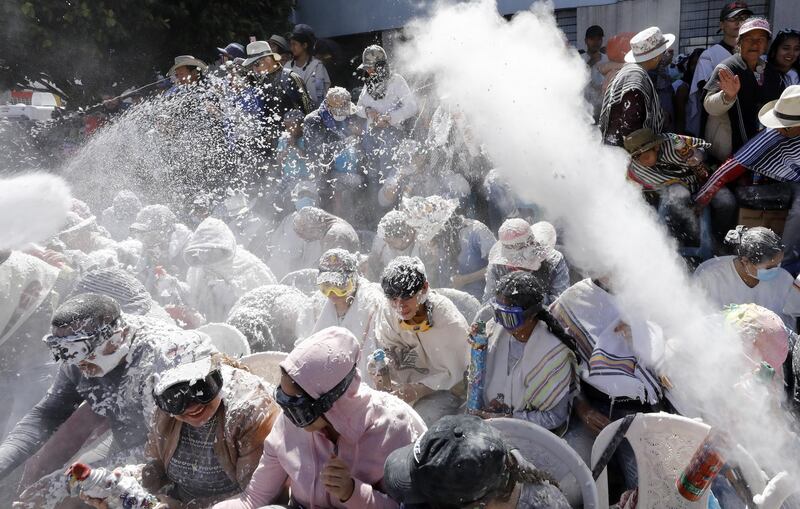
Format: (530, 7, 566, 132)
(398, 0, 798, 485)
(0, 173, 72, 250)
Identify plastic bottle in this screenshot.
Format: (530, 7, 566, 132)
(371, 349, 393, 392)
(466, 321, 488, 414)
(66, 462, 160, 509)
(676, 429, 729, 501)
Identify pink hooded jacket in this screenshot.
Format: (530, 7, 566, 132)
(213, 326, 426, 509)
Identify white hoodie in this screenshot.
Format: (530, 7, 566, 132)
(185, 218, 276, 322)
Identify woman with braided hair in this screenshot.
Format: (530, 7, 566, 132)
(479, 271, 579, 436)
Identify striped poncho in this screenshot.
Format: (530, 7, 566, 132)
(483, 320, 578, 419)
(693, 128, 800, 206)
(627, 133, 711, 193)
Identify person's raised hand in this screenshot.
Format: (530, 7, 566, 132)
(322, 455, 356, 502)
(718, 67, 741, 103)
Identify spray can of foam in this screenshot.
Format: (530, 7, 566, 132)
(371, 349, 393, 392)
(66, 462, 160, 509)
(676, 429, 728, 501)
(467, 321, 488, 414)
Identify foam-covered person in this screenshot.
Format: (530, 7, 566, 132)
(478, 272, 579, 437)
(374, 256, 470, 424)
(695, 226, 800, 328)
(291, 206, 360, 255)
(296, 249, 384, 380)
(367, 210, 420, 280)
(184, 218, 277, 322)
(100, 189, 142, 242)
(138, 351, 278, 507)
(5, 294, 208, 507)
(483, 218, 569, 305)
(213, 326, 426, 509)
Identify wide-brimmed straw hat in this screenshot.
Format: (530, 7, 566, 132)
(168, 55, 208, 75)
(243, 40, 282, 67)
(759, 85, 800, 129)
(624, 27, 675, 63)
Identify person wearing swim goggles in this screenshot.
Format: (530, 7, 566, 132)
(478, 272, 579, 433)
(215, 327, 425, 508)
(44, 310, 130, 378)
(375, 257, 470, 424)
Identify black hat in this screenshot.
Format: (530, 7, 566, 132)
(217, 42, 245, 59)
(720, 2, 753, 21)
(289, 24, 316, 46)
(383, 415, 510, 507)
(585, 25, 604, 38)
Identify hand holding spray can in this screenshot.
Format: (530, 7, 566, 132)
(466, 321, 488, 414)
(66, 462, 161, 509)
(371, 349, 393, 392)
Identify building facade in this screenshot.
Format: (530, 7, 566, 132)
(294, 0, 800, 54)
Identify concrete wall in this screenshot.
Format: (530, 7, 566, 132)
(575, 0, 681, 53)
(771, 0, 800, 34)
(294, 0, 618, 38)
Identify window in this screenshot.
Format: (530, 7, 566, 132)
(679, 0, 770, 54)
(556, 8, 578, 47)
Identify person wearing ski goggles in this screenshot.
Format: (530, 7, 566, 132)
(479, 272, 579, 435)
(375, 256, 470, 425)
(103, 352, 278, 508)
(309, 249, 383, 385)
(214, 327, 425, 509)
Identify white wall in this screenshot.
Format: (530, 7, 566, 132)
(575, 0, 681, 52)
(771, 0, 800, 34)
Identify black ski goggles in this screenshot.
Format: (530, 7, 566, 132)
(153, 369, 223, 415)
(275, 365, 357, 428)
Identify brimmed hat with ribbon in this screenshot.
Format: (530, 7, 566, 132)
(488, 218, 556, 272)
(759, 85, 800, 129)
(624, 27, 675, 64)
(623, 128, 666, 156)
(168, 55, 208, 76)
(243, 40, 281, 67)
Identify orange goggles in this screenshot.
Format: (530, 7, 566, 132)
(319, 279, 355, 298)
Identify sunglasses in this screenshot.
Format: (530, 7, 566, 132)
(153, 370, 223, 415)
(275, 366, 357, 428)
(491, 300, 535, 331)
(43, 319, 123, 364)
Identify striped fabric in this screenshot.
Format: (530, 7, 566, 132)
(727, 128, 800, 182)
(589, 348, 637, 377)
(522, 342, 576, 412)
(73, 267, 153, 315)
(627, 134, 711, 192)
(599, 63, 664, 140)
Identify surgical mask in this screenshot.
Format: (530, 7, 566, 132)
(295, 197, 315, 211)
(756, 267, 782, 281)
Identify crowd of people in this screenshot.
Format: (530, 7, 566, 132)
(2, 2, 800, 508)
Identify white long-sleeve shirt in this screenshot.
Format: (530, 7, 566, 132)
(356, 74, 418, 128)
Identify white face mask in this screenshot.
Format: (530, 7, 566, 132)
(79, 332, 131, 378)
(332, 113, 347, 122)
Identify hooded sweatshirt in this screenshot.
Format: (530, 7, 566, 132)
(185, 218, 276, 321)
(213, 326, 426, 509)
(298, 279, 384, 383)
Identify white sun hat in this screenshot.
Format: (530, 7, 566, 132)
(624, 27, 676, 64)
(759, 85, 800, 129)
